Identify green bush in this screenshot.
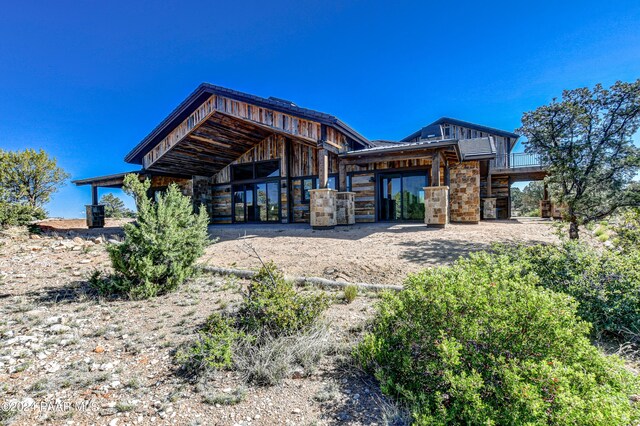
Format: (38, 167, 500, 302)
(615, 208, 640, 252)
(355, 253, 640, 425)
(175, 313, 240, 373)
(96, 174, 209, 299)
(0, 202, 45, 227)
(496, 242, 640, 339)
(344, 285, 358, 303)
(238, 262, 330, 335)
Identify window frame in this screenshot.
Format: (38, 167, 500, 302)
(231, 159, 281, 182)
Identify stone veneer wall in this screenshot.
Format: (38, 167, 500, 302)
(449, 161, 480, 223)
(424, 186, 449, 227)
(336, 192, 355, 225)
(483, 197, 497, 219)
(309, 189, 337, 229)
(540, 200, 552, 218)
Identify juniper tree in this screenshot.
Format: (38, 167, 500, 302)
(517, 80, 640, 239)
(103, 174, 210, 298)
(0, 148, 69, 208)
(99, 193, 134, 218)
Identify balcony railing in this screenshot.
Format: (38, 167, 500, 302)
(491, 153, 543, 169)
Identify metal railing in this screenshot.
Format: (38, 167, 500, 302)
(491, 153, 543, 169)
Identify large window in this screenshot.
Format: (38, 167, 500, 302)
(301, 175, 338, 203)
(378, 172, 428, 221)
(232, 160, 280, 181)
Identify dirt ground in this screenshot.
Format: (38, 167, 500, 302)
(202, 219, 559, 285)
(0, 219, 559, 425)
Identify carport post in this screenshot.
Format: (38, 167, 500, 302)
(91, 185, 98, 205)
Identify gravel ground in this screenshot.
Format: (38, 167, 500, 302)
(0, 219, 559, 425)
(0, 227, 397, 426)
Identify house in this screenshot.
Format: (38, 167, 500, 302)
(74, 83, 547, 228)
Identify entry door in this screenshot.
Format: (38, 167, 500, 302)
(379, 174, 402, 221)
(233, 184, 255, 223)
(233, 182, 279, 223)
(378, 172, 427, 221)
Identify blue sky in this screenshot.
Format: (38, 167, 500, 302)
(1, 1, 639, 217)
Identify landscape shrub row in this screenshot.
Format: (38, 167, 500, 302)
(356, 251, 640, 425)
(495, 241, 640, 340)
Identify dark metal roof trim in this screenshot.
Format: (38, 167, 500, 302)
(72, 171, 143, 186)
(340, 138, 459, 157)
(431, 117, 520, 139)
(124, 83, 372, 164)
(400, 117, 520, 142)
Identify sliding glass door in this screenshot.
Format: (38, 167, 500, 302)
(233, 182, 279, 223)
(378, 172, 427, 221)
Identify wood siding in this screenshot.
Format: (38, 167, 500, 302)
(143, 94, 354, 172)
(350, 173, 376, 222)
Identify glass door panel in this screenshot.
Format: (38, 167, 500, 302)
(245, 187, 255, 222)
(379, 175, 401, 221)
(266, 182, 279, 222)
(402, 175, 426, 220)
(233, 188, 245, 223)
(256, 183, 267, 222)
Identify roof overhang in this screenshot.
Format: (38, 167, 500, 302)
(125, 83, 372, 165)
(72, 170, 191, 188)
(340, 139, 461, 163)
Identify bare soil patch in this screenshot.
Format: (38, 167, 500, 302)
(202, 220, 559, 285)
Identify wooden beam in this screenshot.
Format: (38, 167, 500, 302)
(318, 148, 329, 188)
(431, 151, 441, 186)
(339, 161, 347, 192)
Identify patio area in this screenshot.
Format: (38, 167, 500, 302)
(202, 219, 558, 285)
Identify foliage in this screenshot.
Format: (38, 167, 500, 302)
(238, 262, 330, 335)
(96, 174, 209, 299)
(511, 182, 545, 217)
(99, 193, 134, 218)
(0, 202, 45, 227)
(517, 80, 640, 238)
(355, 253, 640, 425)
(176, 263, 332, 385)
(344, 285, 358, 303)
(614, 207, 640, 253)
(0, 148, 69, 208)
(175, 313, 240, 373)
(496, 242, 640, 339)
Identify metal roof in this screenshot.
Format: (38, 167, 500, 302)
(458, 137, 496, 160)
(124, 83, 372, 165)
(401, 117, 520, 142)
(340, 138, 459, 157)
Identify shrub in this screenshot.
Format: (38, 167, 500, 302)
(496, 242, 640, 339)
(344, 285, 358, 303)
(238, 262, 330, 335)
(614, 208, 640, 252)
(355, 252, 640, 425)
(175, 313, 240, 374)
(0, 202, 45, 227)
(97, 174, 209, 299)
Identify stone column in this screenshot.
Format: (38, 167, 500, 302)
(336, 192, 355, 225)
(309, 188, 337, 229)
(483, 197, 497, 219)
(540, 200, 552, 218)
(424, 186, 449, 227)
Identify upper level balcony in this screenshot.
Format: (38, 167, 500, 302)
(490, 152, 547, 181)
